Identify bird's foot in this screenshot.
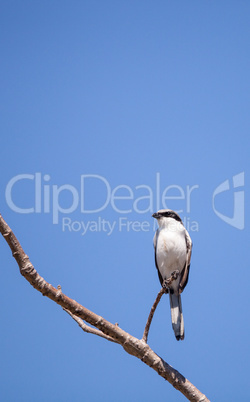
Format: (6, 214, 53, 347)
(162, 280, 169, 293)
(162, 270, 180, 292)
(170, 270, 180, 281)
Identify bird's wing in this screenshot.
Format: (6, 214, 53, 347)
(179, 229, 192, 293)
(153, 229, 164, 286)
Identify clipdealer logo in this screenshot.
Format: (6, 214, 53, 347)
(4, 172, 245, 234)
(5, 173, 199, 235)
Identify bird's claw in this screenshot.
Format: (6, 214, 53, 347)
(162, 270, 180, 292)
(162, 280, 169, 293)
(170, 270, 180, 281)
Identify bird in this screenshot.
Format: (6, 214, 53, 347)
(152, 209, 192, 340)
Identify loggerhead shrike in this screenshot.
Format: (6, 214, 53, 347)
(152, 209, 192, 341)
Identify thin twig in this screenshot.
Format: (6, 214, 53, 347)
(142, 270, 180, 343)
(142, 288, 165, 343)
(58, 283, 119, 343)
(63, 308, 120, 343)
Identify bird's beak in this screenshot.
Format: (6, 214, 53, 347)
(152, 212, 160, 219)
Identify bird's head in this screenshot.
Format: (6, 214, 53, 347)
(152, 209, 182, 223)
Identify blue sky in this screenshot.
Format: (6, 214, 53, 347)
(0, 1, 249, 401)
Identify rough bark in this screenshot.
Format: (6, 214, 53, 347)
(0, 214, 209, 402)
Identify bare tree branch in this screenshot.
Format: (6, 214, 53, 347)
(0, 213, 210, 402)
